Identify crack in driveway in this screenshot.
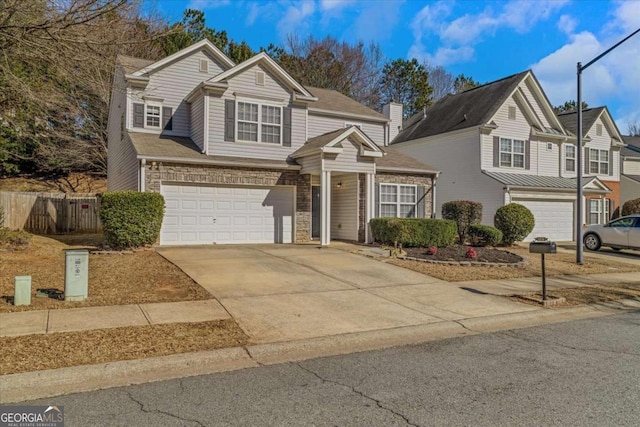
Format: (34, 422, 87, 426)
(126, 390, 206, 427)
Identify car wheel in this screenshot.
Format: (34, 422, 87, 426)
(584, 233, 601, 251)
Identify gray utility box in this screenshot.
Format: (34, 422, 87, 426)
(65, 249, 89, 301)
(529, 240, 557, 254)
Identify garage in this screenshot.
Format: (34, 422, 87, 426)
(160, 184, 294, 245)
(513, 199, 574, 242)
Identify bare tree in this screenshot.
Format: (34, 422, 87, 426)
(628, 121, 640, 137)
(425, 63, 455, 102)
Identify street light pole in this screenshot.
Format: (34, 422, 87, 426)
(575, 28, 640, 265)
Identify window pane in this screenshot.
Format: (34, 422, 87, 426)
(600, 150, 608, 162)
(590, 148, 599, 161)
(566, 159, 575, 172)
(500, 153, 511, 167)
(513, 154, 524, 168)
(500, 139, 511, 152)
(146, 105, 160, 127)
(589, 162, 599, 174)
(238, 122, 258, 141)
(261, 124, 280, 144)
(380, 204, 396, 217)
(513, 140, 525, 153)
(589, 213, 599, 225)
(262, 106, 281, 124)
(399, 186, 415, 203)
(600, 162, 609, 175)
(380, 185, 397, 203)
(566, 145, 575, 158)
(238, 102, 258, 122)
(400, 204, 415, 218)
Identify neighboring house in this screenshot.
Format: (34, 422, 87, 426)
(557, 107, 625, 224)
(391, 70, 623, 242)
(620, 136, 640, 207)
(107, 40, 437, 246)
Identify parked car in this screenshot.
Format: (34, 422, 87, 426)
(583, 214, 640, 251)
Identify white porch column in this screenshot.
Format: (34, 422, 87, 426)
(365, 172, 375, 243)
(320, 170, 331, 246)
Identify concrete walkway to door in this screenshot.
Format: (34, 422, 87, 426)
(156, 245, 542, 343)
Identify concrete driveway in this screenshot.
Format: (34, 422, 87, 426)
(157, 245, 539, 343)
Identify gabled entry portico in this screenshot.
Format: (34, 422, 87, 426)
(291, 126, 384, 245)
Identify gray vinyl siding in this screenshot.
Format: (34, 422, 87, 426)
(308, 113, 385, 145)
(207, 64, 307, 159)
(331, 173, 358, 240)
(323, 139, 375, 173)
(298, 156, 322, 174)
(396, 129, 505, 224)
(108, 133, 139, 191)
(129, 50, 224, 137)
(583, 117, 620, 181)
(190, 92, 205, 151)
(620, 174, 640, 206)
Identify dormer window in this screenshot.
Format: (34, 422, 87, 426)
(132, 101, 172, 131)
(146, 104, 161, 128)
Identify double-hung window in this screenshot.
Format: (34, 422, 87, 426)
(500, 138, 525, 168)
(589, 198, 610, 224)
(145, 104, 161, 129)
(237, 101, 282, 144)
(589, 149, 609, 175)
(565, 145, 576, 172)
(379, 184, 417, 218)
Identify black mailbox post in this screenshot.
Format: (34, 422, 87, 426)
(529, 239, 557, 301)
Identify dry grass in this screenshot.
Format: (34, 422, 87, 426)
(510, 283, 640, 307)
(0, 234, 212, 313)
(0, 173, 107, 193)
(387, 245, 640, 282)
(0, 319, 249, 375)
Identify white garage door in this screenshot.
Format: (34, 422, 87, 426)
(160, 184, 293, 245)
(513, 199, 574, 242)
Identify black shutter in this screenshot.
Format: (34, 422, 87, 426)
(224, 99, 235, 142)
(162, 106, 173, 131)
(609, 149, 613, 176)
(493, 136, 500, 168)
(133, 103, 144, 128)
(283, 107, 292, 147)
(417, 186, 425, 218)
(525, 139, 531, 170)
(375, 183, 380, 217)
(584, 148, 590, 174)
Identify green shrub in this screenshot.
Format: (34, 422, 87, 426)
(441, 200, 483, 243)
(99, 191, 165, 249)
(468, 224, 503, 247)
(370, 218, 457, 248)
(0, 228, 32, 249)
(494, 203, 535, 245)
(621, 198, 640, 216)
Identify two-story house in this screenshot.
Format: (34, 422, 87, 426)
(107, 40, 437, 246)
(391, 70, 623, 242)
(620, 136, 640, 206)
(557, 107, 625, 224)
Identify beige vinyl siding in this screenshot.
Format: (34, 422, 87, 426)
(308, 113, 385, 145)
(129, 50, 224, 137)
(396, 129, 504, 224)
(323, 140, 375, 173)
(190, 92, 205, 151)
(298, 156, 322, 174)
(107, 68, 128, 190)
(521, 79, 553, 129)
(584, 117, 619, 181)
(331, 173, 358, 240)
(108, 133, 139, 191)
(536, 139, 560, 176)
(226, 64, 291, 101)
(623, 158, 640, 175)
(620, 175, 640, 205)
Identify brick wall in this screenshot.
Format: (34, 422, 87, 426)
(145, 163, 311, 242)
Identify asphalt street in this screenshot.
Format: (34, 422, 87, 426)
(26, 311, 640, 426)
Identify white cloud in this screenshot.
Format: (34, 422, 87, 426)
(276, 0, 316, 38)
(557, 14, 578, 35)
(410, 46, 475, 66)
(319, 0, 355, 11)
(349, 1, 402, 42)
(187, 0, 231, 9)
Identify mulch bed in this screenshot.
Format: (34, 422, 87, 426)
(404, 245, 523, 264)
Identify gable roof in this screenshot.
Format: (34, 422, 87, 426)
(557, 107, 624, 146)
(290, 126, 383, 159)
(622, 136, 640, 157)
(131, 39, 235, 77)
(305, 86, 388, 122)
(209, 52, 313, 98)
(392, 71, 528, 143)
(117, 55, 154, 74)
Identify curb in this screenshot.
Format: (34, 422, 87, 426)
(0, 304, 623, 404)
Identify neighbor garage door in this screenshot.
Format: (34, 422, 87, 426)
(513, 199, 574, 242)
(160, 184, 294, 245)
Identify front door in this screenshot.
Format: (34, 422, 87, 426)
(312, 186, 320, 239)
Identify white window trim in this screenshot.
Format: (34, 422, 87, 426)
(565, 145, 576, 172)
(499, 138, 525, 169)
(144, 102, 162, 130)
(589, 148, 609, 175)
(588, 198, 610, 225)
(235, 98, 283, 146)
(379, 183, 417, 218)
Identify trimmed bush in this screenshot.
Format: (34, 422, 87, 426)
(621, 198, 640, 216)
(100, 191, 165, 249)
(441, 200, 483, 243)
(494, 203, 535, 246)
(468, 224, 503, 247)
(370, 218, 457, 248)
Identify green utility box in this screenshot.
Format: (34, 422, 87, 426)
(14, 276, 32, 306)
(65, 249, 89, 301)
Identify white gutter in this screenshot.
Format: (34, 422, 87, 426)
(136, 155, 301, 170)
(140, 159, 146, 192)
(308, 107, 389, 123)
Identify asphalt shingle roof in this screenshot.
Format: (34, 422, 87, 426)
(376, 146, 438, 174)
(306, 86, 388, 121)
(622, 136, 640, 157)
(556, 107, 605, 137)
(117, 55, 155, 74)
(392, 71, 529, 143)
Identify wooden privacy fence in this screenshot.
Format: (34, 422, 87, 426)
(0, 191, 101, 234)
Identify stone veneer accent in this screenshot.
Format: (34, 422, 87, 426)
(145, 162, 311, 243)
(357, 172, 435, 242)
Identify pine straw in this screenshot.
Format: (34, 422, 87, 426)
(0, 319, 249, 375)
(510, 283, 640, 307)
(0, 235, 212, 313)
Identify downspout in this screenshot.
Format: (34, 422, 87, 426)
(431, 172, 439, 218)
(140, 159, 146, 192)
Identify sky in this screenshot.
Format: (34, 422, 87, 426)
(151, 0, 640, 134)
